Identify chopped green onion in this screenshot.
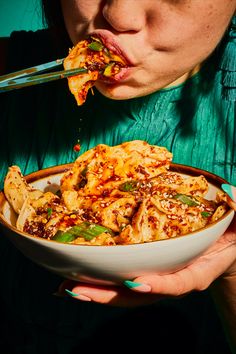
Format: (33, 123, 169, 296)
(77, 167, 88, 188)
(52, 231, 77, 243)
(119, 180, 139, 192)
(201, 211, 212, 218)
(103, 63, 115, 77)
(173, 194, 199, 206)
(88, 41, 104, 51)
(47, 208, 52, 218)
(52, 222, 114, 243)
(81, 166, 88, 177)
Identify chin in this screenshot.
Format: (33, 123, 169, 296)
(95, 82, 154, 101)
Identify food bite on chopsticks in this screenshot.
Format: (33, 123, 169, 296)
(3, 141, 229, 246)
(63, 36, 127, 105)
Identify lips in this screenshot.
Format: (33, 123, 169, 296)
(99, 67, 131, 84)
(89, 29, 133, 66)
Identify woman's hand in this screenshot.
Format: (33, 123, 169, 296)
(59, 185, 236, 307)
(59, 219, 236, 306)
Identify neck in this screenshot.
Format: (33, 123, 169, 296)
(164, 64, 201, 89)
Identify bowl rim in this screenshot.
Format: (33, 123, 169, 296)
(0, 162, 234, 248)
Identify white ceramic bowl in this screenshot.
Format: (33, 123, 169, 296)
(0, 163, 234, 285)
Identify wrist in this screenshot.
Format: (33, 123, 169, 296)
(221, 259, 236, 279)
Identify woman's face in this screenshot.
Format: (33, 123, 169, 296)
(60, 0, 236, 100)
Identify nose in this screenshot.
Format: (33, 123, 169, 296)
(102, 0, 146, 33)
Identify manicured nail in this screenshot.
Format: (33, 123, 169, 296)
(123, 280, 151, 293)
(65, 289, 91, 301)
(221, 184, 236, 202)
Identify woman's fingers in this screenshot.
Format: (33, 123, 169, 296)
(57, 214, 236, 306)
(134, 248, 234, 296)
(58, 279, 162, 307)
(221, 184, 236, 210)
(57, 241, 234, 305)
(134, 230, 236, 296)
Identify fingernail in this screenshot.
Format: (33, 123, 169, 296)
(123, 280, 151, 293)
(221, 184, 236, 202)
(65, 289, 91, 301)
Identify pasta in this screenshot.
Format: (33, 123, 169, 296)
(3, 140, 229, 245)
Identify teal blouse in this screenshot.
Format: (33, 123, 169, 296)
(0, 29, 235, 354)
(1, 32, 235, 187)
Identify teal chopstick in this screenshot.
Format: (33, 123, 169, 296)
(0, 58, 65, 83)
(0, 67, 88, 92)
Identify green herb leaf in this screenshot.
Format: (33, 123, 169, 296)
(173, 194, 199, 206)
(88, 41, 104, 51)
(119, 180, 139, 192)
(201, 211, 211, 218)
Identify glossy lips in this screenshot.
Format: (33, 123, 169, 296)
(90, 30, 133, 83)
(90, 30, 132, 65)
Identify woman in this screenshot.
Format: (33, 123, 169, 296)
(0, 1, 235, 353)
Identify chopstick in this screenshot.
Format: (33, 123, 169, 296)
(0, 58, 88, 92)
(0, 68, 88, 92)
(0, 58, 65, 83)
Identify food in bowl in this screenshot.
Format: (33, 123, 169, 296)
(0, 143, 234, 284)
(3, 140, 230, 246)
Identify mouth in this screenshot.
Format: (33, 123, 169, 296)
(88, 30, 134, 84)
(98, 67, 132, 84)
(89, 30, 133, 67)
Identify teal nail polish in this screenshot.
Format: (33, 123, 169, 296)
(64, 289, 91, 301)
(123, 280, 151, 292)
(123, 280, 143, 289)
(221, 184, 236, 202)
(65, 289, 79, 297)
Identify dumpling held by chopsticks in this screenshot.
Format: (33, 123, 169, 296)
(63, 36, 127, 105)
